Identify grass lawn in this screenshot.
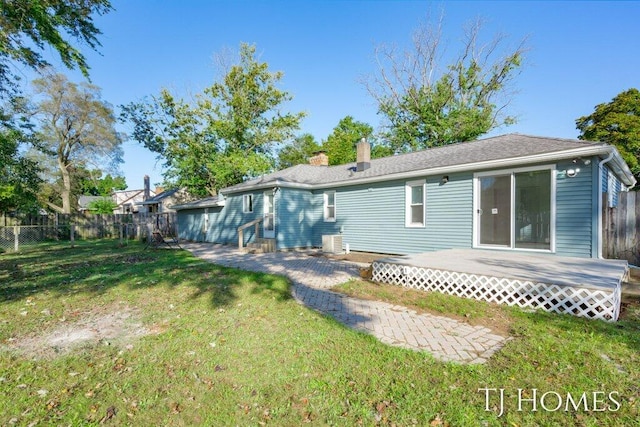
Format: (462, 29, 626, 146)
(1, 241, 638, 426)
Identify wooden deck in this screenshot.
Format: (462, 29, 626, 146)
(372, 249, 629, 321)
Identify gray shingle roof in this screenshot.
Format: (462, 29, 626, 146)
(171, 196, 223, 210)
(139, 188, 179, 204)
(223, 134, 607, 193)
(78, 195, 106, 209)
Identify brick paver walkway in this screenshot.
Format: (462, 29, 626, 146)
(184, 243, 508, 364)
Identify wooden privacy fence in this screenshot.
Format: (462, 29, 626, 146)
(603, 192, 640, 265)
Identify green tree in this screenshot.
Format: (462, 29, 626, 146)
(0, 0, 112, 94)
(0, 115, 41, 213)
(0, 0, 111, 213)
(121, 43, 305, 197)
(277, 133, 320, 168)
(365, 17, 526, 152)
(87, 197, 117, 214)
(78, 170, 127, 196)
(323, 116, 374, 165)
(576, 88, 640, 184)
(32, 71, 123, 213)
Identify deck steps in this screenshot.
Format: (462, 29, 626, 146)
(244, 238, 276, 254)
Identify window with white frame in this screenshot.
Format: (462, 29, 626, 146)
(405, 180, 425, 227)
(242, 194, 253, 213)
(324, 191, 336, 222)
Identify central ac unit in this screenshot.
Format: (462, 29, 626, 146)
(322, 234, 343, 254)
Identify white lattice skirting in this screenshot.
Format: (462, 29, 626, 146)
(372, 262, 621, 321)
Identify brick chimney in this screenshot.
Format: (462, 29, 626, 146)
(356, 138, 370, 172)
(143, 175, 150, 201)
(309, 151, 329, 166)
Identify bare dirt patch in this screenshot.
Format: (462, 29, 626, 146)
(4, 306, 152, 359)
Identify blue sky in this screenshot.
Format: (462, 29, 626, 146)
(37, 1, 640, 190)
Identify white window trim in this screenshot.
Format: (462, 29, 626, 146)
(324, 191, 336, 222)
(405, 179, 426, 228)
(243, 194, 253, 213)
(472, 165, 556, 253)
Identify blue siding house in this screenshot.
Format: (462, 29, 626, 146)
(173, 134, 636, 259)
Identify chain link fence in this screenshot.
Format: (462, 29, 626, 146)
(0, 224, 142, 253)
(0, 213, 179, 253)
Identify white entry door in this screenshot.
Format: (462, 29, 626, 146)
(263, 190, 275, 238)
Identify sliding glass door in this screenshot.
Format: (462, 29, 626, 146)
(476, 168, 553, 251)
(479, 175, 511, 246)
(514, 170, 551, 249)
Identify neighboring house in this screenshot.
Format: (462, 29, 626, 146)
(137, 188, 187, 214)
(173, 134, 636, 259)
(112, 175, 156, 214)
(77, 195, 105, 212)
(112, 189, 153, 214)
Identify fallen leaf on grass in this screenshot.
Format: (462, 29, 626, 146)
(430, 414, 448, 426)
(99, 405, 117, 424)
(169, 402, 181, 414)
(46, 400, 59, 411)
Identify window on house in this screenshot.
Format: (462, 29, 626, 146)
(243, 194, 253, 213)
(324, 191, 336, 222)
(406, 180, 425, 227)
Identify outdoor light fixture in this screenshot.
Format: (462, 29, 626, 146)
(573, 157, 592, 166)
(441, 175, 449, 184)
(566, 168, 579, 177)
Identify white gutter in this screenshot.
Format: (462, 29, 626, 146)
(597, 149, 615, 259)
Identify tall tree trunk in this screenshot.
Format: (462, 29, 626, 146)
(58, 159, 72, 214)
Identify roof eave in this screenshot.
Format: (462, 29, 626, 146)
(172, 199, 226, 211)
(222, 146, 624, 193)
(221, 180, 313, 195)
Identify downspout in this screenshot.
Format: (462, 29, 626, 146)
(597, 149, 615, 259)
